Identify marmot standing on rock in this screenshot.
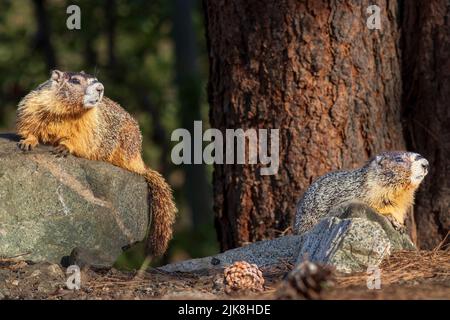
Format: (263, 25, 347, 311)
(294, 151, 429, 234)
(16, 70, 177, 257)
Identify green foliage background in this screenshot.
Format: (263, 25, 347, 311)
(0, 0, 218, 268)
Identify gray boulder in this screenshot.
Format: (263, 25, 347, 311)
(159, 235, 303, 273)
(330, 202, 416, 251)
(297, 217, 390, 273)
(296, 203, 416, 273)
(159, 203, 415, 274)
(0, 133, 149, 266)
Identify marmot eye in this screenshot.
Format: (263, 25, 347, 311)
(394, 157, 404, 163)
(70, 78, 80, 85)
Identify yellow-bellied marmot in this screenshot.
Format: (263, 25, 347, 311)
(294, 151, 429, 234)
(16, 70, 177, 257)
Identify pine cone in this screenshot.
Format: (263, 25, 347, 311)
(223, 261, 264, 294)
(276, 259, 334, 300)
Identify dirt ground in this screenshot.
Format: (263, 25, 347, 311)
(0, 250, 449, 300)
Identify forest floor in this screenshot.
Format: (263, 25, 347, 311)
(0, 250, 449, 300)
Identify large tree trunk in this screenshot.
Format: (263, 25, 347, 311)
(204, 0, 405, 250)
(402, 0, 450, 249)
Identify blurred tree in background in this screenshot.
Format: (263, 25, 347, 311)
(0, 0, 217, 268)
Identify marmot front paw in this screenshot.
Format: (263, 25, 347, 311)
(386, 215, 407, 234)
(51, 144, 70, 157)
(17, 139, 38, 151)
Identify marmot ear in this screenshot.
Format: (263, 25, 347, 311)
(51, 70, 64, 82)
(375, 155, 383, 165)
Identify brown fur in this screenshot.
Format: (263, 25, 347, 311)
(16, 71, 177, 257)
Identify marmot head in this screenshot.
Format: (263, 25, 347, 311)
(49, 70, 104, 111)
(369, 151, 429, 189)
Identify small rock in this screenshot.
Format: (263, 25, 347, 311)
(296, 203, 416, 273)
(330, 202, 416, 250)
(68, 247, 113, 269)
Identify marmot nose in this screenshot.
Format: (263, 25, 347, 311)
(421, 161, 429, 171)
(95, 83, 104, 94)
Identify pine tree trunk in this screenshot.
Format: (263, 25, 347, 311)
(402, 0, 450, 249)
(204, 0, 405, 250)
